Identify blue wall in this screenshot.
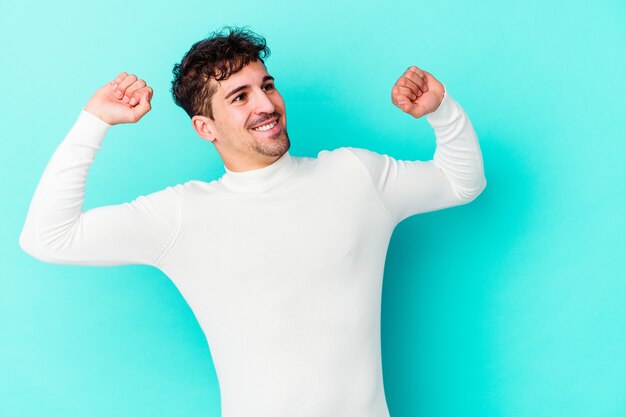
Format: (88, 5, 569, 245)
(1, 1, 624, 416)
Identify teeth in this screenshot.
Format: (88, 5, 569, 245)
(252, 120, 277, 132)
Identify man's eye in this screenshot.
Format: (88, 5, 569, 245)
(263, 83, 275, 91)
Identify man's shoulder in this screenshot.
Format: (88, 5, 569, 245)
(313, 146, 376, 162)
(311, 146, 386, 169)
(176, 178, 223, 194)
(144, 179, 222, 201)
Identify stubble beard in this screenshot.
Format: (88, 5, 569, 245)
(250, 129, 291, 157)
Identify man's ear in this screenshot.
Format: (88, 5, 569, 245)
(192, 115, 217, 143)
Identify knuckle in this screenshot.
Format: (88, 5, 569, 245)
(125, 84, 143, 96)
(121, 75, 137, 88)
(126, 83, 145, 97)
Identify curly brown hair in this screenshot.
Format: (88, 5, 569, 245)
(171, 26, 271, 120)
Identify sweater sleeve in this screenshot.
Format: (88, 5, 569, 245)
(18, 110, 181, 267)
(347, 88, 486, 224)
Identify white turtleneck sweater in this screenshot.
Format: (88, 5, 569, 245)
(19, 90, 486, 417)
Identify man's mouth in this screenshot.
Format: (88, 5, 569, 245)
(251, 119, 278, 132)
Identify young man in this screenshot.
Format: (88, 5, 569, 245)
(19, 27, 486, 417)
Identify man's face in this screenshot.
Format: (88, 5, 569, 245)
(200, 59, 290, 172)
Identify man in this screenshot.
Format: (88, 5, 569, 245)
(19, 27, 486, 417)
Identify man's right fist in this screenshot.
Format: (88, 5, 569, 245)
(84, 72, 153, 125)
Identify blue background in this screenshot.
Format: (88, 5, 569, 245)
(1, 0, 624, 416)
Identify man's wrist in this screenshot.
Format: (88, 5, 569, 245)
(79, 108, 114, 131)
(426, 87, 459, 127)
(83, 104, 114, 126)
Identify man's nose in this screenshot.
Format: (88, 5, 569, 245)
(252, 89, 276, 114)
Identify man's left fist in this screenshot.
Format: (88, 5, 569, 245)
(391, 66, 445, 118)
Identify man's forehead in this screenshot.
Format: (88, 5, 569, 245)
(211, 61, 270, 94)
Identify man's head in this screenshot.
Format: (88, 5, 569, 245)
(171, 26, 290, 172)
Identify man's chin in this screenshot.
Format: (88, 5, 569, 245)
(251, 135, 290, 158)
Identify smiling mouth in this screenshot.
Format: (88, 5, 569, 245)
(251, 119, 278, 132)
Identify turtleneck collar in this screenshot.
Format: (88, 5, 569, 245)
(219, 151, 297, 193)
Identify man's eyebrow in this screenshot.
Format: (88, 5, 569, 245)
(224, 75, 275, 101)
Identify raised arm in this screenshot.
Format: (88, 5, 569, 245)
(19, 73, 181, 267)
(348, 66, 486, 224)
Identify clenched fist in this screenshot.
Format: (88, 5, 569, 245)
(391, 66, 445, 118)
(84, 72, 153, 125)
